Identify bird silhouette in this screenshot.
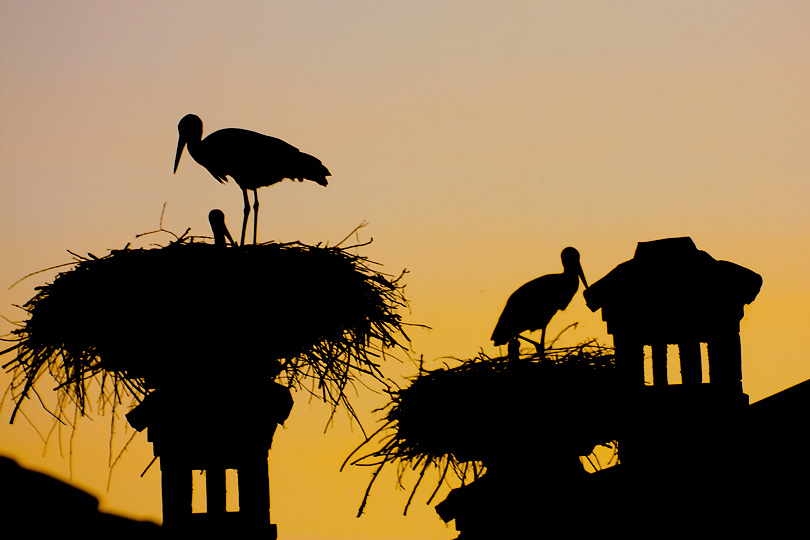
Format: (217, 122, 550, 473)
(174, 114, 330, 246)
(208, 209, 235, 248)
(491, 247, 588, 360)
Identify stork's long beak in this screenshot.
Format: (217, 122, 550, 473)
(174, 136, 186, 173)
(579, 265, 589, 290)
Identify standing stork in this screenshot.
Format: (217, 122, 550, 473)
(491, 247, 588, 360)
(174, 114, 330, 246)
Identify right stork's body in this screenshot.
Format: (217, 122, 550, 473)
(174, 114, 330, 245)
(491, 247, 588, 359)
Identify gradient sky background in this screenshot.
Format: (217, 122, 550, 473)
(1, 1, 809, 538)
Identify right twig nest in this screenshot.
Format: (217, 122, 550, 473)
(345, 340, 617, 515)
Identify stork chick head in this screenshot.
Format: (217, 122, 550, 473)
(208, 208, 235, 247)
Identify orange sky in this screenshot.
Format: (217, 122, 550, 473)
(2, 2, 809, 538)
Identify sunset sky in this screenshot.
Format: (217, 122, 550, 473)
(1, 2, 809, 538)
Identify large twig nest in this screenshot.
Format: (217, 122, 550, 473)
(2, 236, 413, 424)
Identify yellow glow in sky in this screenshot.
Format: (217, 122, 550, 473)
(2, 2, 809, 538)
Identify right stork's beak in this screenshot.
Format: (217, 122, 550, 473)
(174, 136, 186, 173)
(579, 266, 589, 290)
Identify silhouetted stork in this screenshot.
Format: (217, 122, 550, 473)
(491, 247, 588, 360)
(208, 209, 235, 247)
(174, 114, 330, 246)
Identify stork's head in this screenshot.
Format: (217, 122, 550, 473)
(561, 247, 589, 289)
(174, 114, 204, 173)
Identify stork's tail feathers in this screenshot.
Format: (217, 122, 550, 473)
(490, 323, 510, 347)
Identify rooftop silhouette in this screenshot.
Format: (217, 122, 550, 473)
(0, 456, 160, 538)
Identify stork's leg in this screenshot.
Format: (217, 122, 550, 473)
(241, 188, 250, 246)
(537, 327, 546, 359)
(252, 189, 259, 245)
(516, 334, 544, 359)
(508, 339, 520, 362)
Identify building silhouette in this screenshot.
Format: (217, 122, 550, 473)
(438, 237, 808, 538)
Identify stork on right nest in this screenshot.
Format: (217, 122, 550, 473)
(491, 247, 588, 360)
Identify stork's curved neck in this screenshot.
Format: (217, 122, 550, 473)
(185, 136, 201, 157)
(563, 264, 578, 275)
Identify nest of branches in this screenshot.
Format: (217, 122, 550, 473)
(2, 234, 412, 427)
(344, 340, 617, 515)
